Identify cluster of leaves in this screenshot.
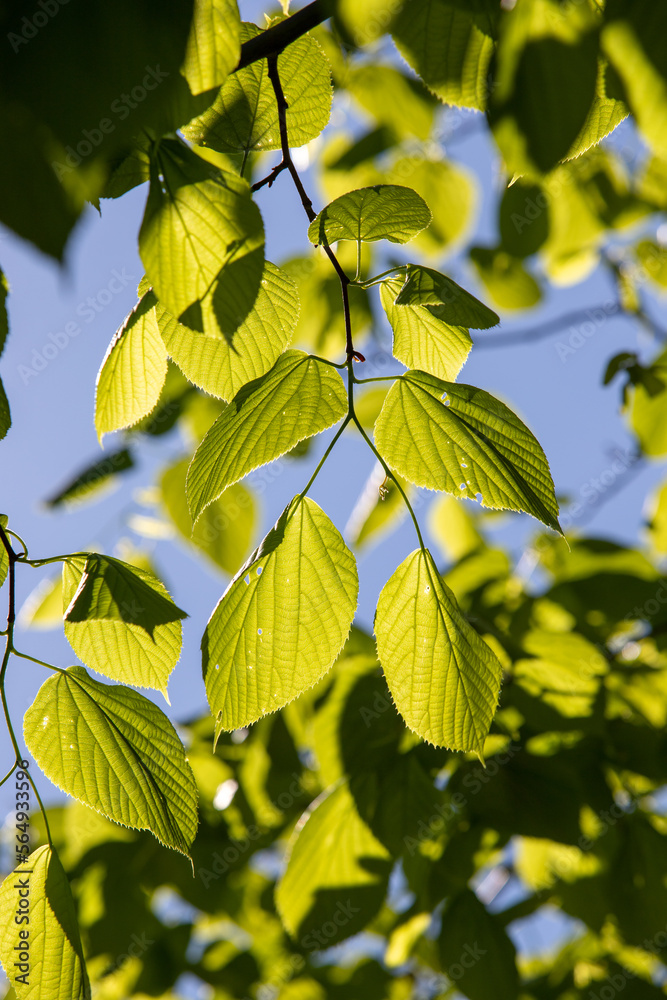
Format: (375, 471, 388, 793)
(2, 0, 667, 997)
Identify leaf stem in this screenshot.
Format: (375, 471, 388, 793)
(10, 648, 68, 676)
(298, 417, 351, 499)
(354, 266, 407, 288)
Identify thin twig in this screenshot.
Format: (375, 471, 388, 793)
(474, 304, 621, 349)
(234, 0, 333, 73)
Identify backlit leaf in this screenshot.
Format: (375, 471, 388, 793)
(24, 666, 198, 856)
(182, 0, 241, 95)
(375, 548, 503, 754)
(374, 370, 561, 532)
(155, 261, 297, 401)
(0, 845, 90, 1000)
(62, 555, 186, 695)
(160, 457, 255, 575)
(202, 496, 358, 734)
(139, 139, 264, 325)
(44, 449, 134, 510)
(469, 246, 542, 310)
(0, 377, 9, 441)
(308, 186, 431, 247)
(387, 157, 476, 256)
(94, 292, 168, 440)
(380, 278, 473, 382)
(276, 782, 391, 944)
(187, 351, 347, 523)
(393, 265, 499, 328)
(183, 23, 332, 153)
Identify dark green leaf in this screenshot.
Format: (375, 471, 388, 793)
(393, 265, 500, 328)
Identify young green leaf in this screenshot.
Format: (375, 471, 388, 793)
(393, 265, 500, 328)
(24, 666, 199, 856)
(94, 291, 168, 441)
(308, 185, 431, 247)
(182, 0, 241, 96)
(375, 548, 503, 755)
(183, 22, 332, 153)
(380, 278, 473, 382)
(275, 782, 392, 945)
(18, 572, 63, 630)
(62, 555, 186, 695)
(392, 0, 498, 111)
(160, 457, 256, 575)
(0, 844, 90, 1000)
(44, 448, 134, 509)
(139, 139, 264, 324)
(387, 157, 475, 255)
(0, 376, 9, 442)
(186, 351, 347, 524)
(374, 371, 561, 532)
(202, 496, 358, 736)
(155, 261, 298, 401)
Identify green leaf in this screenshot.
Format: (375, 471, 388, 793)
(565, 56, 629, 161)
(139, 139, 264, 325)
(0, 269, 8, 358)
(0, 376, 10, 442)
(160, 457, 256, 575)
(646, 478, 667, 556)
(0, 844, 90, 1000)
(393, 265, 500, 329)
(183, 22, 332, 153)
(347, 65, 437, 141)
(439, 889, 518, 1000)
(275, 781, 392, 944)
(374, 548, 503, 754)
(0, 515, 8, 590)
(62, 555, 186, 695)
(490, 0, 600, 175)
(182, 0, 241, 96)
(345, 464, 411, 551)
(374, 371, 561, 532)
(44, 448, 134, 509)
(628, 348, 667, 457)
(514, 629, 607, 719)
(392, 0, 498, 111)
(635, 240, 667, 289)
(24, 666, 198, 856)
(202, 496, 358, 735)
(186, 350, 347, 523)
(380, 278, 473, 382)
(499, 181, 549, 258)
(94, 292, 168, 441)
(428, 494, 483, 563)
(469, 246, 542, 310)
(155, 261, 298, 401)
(335, 0, 404, 44)
(602, 0, 667, 158)
(18, 573, 63, 631)
(308, 185, 431, 247)
(386, 157, 476, 256)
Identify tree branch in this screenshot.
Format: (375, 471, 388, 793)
(234, 0, 333, 72)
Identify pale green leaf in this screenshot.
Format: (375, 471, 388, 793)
(275, 781, 391, 943)
(380, 278, 473, 382)
(491, 0, 599, 175)
(187, 350, 347, 523)
(374, 371, 561, 532)
(160, 457, 255, 575)
(514, 629, 607, 718)
(393, 265, 500, 328)
(347, 65, 437, 141)
(18, 574, 63, 630)
(602, 0, 667, 158)
(628, 348, 667, 457)
(392, 0, 497, 111)
(0, 844, 90, 1000)
(0, 377, 10, 441)
(353, 386, 390, 429)
(308, 185, 431, 246)
(386, 157, 476, 256)
(428, 494, 483, 563)
(182, 0, 241, 95)
(375, 548, 503, 754)
(646, 478, 667, 556)
(635, 240, 667, 289)
(24, 666, 198, 856)
(183, 23, 332, 153)
(62, 555, 186, 695)
(564, 57, 629, 161)
(155, 261, 297, 401)
(139, 139, 264, 324)
(202, 496, 358, 734)
(345, 463, 410, 551)
(336, 0, 404, 44)
(469, 246, 542, 310)
(94, 292, 168, 441)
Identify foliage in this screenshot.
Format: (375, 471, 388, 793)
(1, 1, 667, 998)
